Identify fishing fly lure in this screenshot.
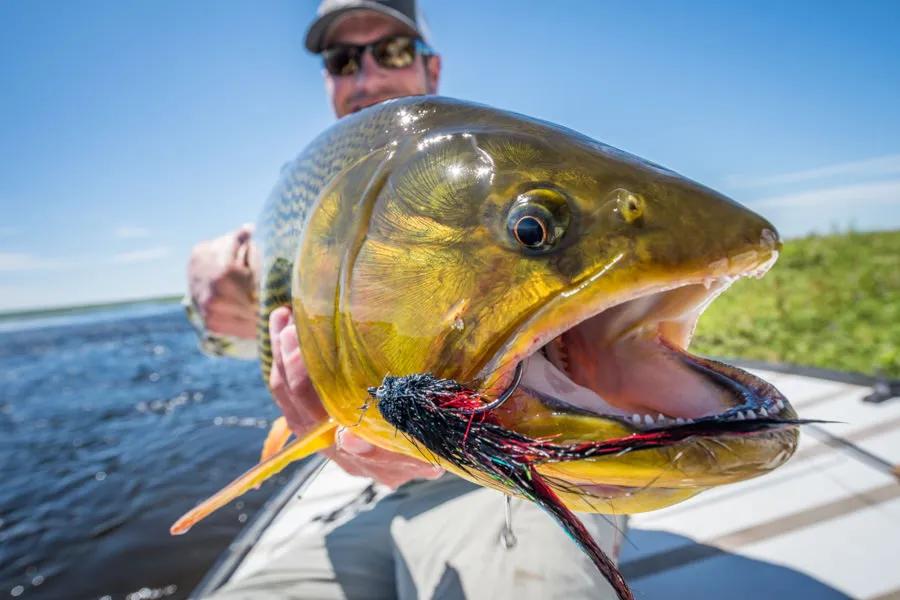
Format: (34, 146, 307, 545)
(370, 366, 818, 600)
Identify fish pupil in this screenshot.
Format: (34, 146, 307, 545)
(514, 216, 547, 247)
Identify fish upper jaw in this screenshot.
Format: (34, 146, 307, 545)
(479, 234, 795, 433)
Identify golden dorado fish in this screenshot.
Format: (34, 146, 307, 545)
(172, 96, 799, 536)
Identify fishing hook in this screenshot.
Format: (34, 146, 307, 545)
(500, 494, 518, 549)
(469, 361, 524, 414)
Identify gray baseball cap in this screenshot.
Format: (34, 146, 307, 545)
(305, 0, 431, 54)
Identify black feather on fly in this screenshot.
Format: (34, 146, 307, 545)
(369, 367, 823, 600)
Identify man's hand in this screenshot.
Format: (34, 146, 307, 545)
(188, 225, 259, 340)
(268, 306, 444, 489)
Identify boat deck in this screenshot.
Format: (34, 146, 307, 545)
(196, 368, 900, 599)
(621, 368, 900, 599)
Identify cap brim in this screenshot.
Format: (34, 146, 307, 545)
(305, 2, 422, 54)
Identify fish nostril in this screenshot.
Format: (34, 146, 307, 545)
(760, 228, 779, 249)
(611, 189, 646, 226)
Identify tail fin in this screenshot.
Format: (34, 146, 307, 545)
(170, 419, 337, 535)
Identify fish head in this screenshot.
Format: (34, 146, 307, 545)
(294, 99, 797, 513)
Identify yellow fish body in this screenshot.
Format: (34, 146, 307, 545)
(173, 96, 797, 534)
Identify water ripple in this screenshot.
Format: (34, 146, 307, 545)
(0, 303, 288, 599)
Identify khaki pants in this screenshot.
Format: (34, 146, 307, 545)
(207, 474, 627, 600)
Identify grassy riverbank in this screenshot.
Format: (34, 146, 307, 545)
(693, 229, 899, 378)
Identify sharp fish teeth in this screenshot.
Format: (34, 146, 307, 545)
(631, 414, 642, 425)
(776, 399, 785, 411)
(759, 407, 769, 417)
(735, 412, 745, 420)
(743, 410, 755, 420)
(675, 417, 685, 424)
(644, 414, 655, 426)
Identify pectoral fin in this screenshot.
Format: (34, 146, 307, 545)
(260, 416, 293, 462)
(170, 419, 337, 535)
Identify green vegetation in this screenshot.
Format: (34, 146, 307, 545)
(693, 229, 899, 378)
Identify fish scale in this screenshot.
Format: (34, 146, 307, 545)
(256, 100, 413, 380)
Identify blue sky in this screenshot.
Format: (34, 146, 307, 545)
(1, 1, 898, 311)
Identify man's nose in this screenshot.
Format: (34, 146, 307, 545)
(354, 49, 385, 82)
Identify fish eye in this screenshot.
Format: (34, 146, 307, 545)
(506, 188, 570, 253)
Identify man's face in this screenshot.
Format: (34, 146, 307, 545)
(323, 11, 441, 118)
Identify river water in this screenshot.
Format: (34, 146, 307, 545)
(0, 302, 297, 599)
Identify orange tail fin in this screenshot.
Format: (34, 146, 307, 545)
(170, 419, 337, 535)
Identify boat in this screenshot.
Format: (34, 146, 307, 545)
(192, 364, 900, 599)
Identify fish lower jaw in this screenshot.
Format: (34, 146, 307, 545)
(523, 346, 791, 431)
(623, 398, 788, 429)
(518, 273, 798, 430)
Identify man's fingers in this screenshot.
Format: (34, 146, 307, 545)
(233, 224, 255, 268)
(267, 306, 328, 436)
(329, 428, 444, 488)
(276, 319, 311, 396)
(268, 307, 292, 404)
(190, 230, 257, 325)
(335, 427, 375, 456)
(206, 313, 257, 340)
(229, 224, 254, 264)
(204, 294, 258, 339)
(277, 312, 300, 356)
(272, 310, 320, 414)
(203, 296, 256, 321)
(270, 380, 314, 441)
(269, 306, 291, 338)
(236, 243, 250, 268)
(328, 452, 444, 489)
(268, 353, 308, 435)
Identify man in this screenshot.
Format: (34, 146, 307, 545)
(191, 1, 625, 597)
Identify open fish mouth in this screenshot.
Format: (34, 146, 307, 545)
(471, 242, 802, 510)
(521, 277, 795, 431)
(485, 243, 797, 436)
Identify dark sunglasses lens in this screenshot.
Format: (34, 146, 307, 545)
(323, 47, 359, 76)
(373, 36, 416, 69)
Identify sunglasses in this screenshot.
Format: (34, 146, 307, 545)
(322, 35, 434, 77)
